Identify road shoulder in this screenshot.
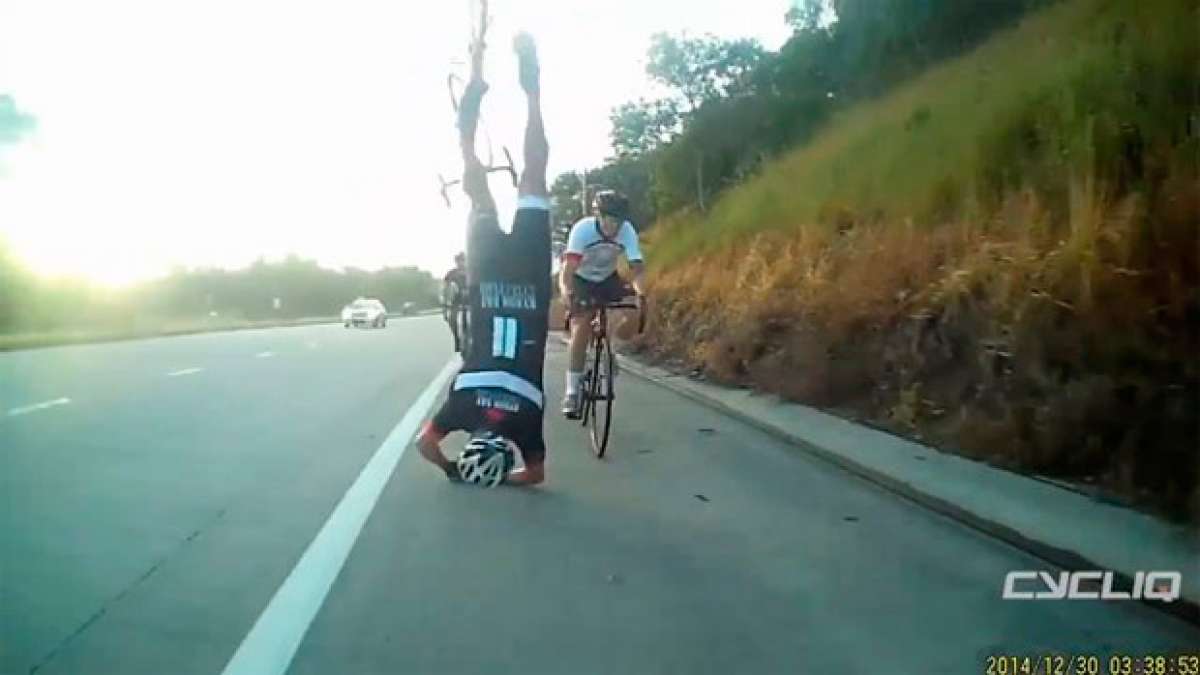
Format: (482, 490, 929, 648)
(614, 347, 1200, 622)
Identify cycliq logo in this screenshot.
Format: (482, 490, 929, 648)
(1002, 571, 1182, 602)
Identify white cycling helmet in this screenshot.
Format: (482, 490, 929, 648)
(457, 432, 514, 488)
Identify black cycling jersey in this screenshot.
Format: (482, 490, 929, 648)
(443, 268, 467, 305)
(429, 201, 550, 462)
(457, 203, 551, 401)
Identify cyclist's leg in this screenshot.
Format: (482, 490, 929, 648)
(514, 32, 546, 199)
(459, 30, 496, 218)
(563, 275, 595, 415)
(510, 31, 550, 249)
(509, 33, 550, 273)
(459, 27, 504, 313)
(509, 33, 562, 426)
(567, 284, 594, 374)
(449, 305, 462, 352)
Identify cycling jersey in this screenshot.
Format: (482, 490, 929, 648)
(428, 196, 551, 462)
(453, 195, 551, 409)
(563, 216, 643, 283)
(443, 268, 467, 305)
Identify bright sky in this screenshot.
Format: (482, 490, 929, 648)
(0, 0, 792, 285)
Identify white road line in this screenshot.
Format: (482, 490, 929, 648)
(166, 367, 204, 377)
(7, 397, 72, 417)
(255, 351, 275, 358)
(220, 357, 459, 675)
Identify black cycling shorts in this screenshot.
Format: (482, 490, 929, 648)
(570, 273, 633, 311)
(431, 387, 546, 465)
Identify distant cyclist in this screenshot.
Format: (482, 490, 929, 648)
(416, 29, 551, 487)
(442, 252, 468, 352)
(558, 190, 645, 418)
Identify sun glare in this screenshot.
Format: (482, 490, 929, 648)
(0, 0, 791, 285)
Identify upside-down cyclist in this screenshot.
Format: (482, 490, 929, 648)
(559, 190, 645, 419)
(416, 25, 552, 487)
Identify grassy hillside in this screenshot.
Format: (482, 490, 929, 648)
(640, 0, 1199, 520)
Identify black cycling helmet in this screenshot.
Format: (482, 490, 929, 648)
(592, 190, 629, 219)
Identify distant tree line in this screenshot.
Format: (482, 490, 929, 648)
(0, 241, 438, 333)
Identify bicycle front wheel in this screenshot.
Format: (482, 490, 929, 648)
(587, 336, 616, 458)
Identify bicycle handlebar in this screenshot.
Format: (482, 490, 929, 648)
(563, 299, 646, 333)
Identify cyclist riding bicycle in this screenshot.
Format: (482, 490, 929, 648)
(416, 29, 551, 487)
(559, 189, 645, 419)
(442, 252, 468, 352)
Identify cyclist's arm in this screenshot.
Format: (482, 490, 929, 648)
(559, 218, 589, 300)
(558, 256, 581, 300)
(627, 261, 646, 296)
(621, 222, 646, 296)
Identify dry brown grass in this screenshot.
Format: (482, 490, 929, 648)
(641, 174, 1199, 520)
(635, 0, 1199, 520)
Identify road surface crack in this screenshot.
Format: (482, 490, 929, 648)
(28, 507, 228, 674)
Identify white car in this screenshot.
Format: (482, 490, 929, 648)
(342, 298, 388, 328)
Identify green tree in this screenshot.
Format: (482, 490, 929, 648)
(642, 0, 1047, 214)
(586, 156, 657, 226)
(646, 33, 767, 111)
(549, 173, 584, 260)
(551, 171, 587, 226)
(610, 98, 680, 158)
(785, 0, 827, 32)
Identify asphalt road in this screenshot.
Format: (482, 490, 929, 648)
(2, 315, 1196, 675)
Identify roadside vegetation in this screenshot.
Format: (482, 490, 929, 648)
(567, 0, 1198, 520)
(0, 244, 439, 346)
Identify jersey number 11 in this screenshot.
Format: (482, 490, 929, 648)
(492, 317, 518, 359)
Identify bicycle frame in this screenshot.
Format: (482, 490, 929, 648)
(565, 299, 643, 458)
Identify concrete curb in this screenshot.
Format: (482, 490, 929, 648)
(610, 347, 1200, 628)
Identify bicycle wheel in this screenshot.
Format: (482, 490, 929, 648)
(587, 335, 615, 458)
(579, 367, 594, 427)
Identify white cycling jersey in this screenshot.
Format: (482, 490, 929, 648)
(563, 216, 643, 283)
